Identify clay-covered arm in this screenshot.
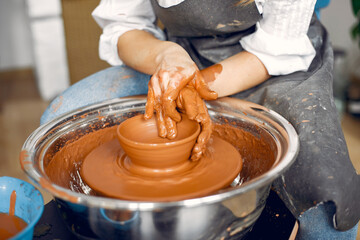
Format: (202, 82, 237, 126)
(202, 51, 271, 98)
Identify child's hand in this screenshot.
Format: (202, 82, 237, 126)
(144, 44, 216, 138)
(144, 54, 197, 139)
(176, 84, 215, 161)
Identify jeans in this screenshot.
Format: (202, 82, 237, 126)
(41, 66, 151, 124)
(297, 202, 358, 240)
(40, 66, 358, 239)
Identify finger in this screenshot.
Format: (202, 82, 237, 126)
(196, 113, 212, 145)
(177, 86, 198, 120)
(191, 137, 207, 161)
(145, 74, 161, 119)
(191, 99, 213, 161)
(155, 105, 167, 138)
(162, 73, 190, 122)
(191, 121, 211, 161)
(176, 91, 184, 110)
(177, 85, 213, 160)
(145, 87, 155, 120)
(163, 70, 196, 121)
(190, 148, 202, 161)
(197, 83, 218, 100)
(165, 70, 195, 101)
(165, 116, 177, 139)
(194, 72, 218, 100)
(191, 115, 212, 161)
(163, 94, 181, 122)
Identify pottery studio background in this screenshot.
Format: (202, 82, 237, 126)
(0, 0, 359, 237)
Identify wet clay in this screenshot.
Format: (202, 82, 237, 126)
(44, 117, 276, 200)
(176, 85, 213, 160)
(0, 213, 28, 239)
(0, 191, 28, 239)
(9, 190, 16, 216)
(81, 136, 241, 201)
(145, 66, 198, 139)
(117, 114, 200, 171)
(200, 64, 222, 84)
(79, 114, 241, 201)
(212, 122, 277, 181)
(145, 67, 217, 160)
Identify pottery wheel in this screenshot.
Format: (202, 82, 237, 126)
(81, 136, 242, 201)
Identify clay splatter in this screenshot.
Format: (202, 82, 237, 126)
(52, 96, 63, 113)
(297, 120, 310, 125)
(19, 150, 32, 170)
(122, 75, 133, 79)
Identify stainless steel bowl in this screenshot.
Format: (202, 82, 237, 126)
(21, 96, 299, 240)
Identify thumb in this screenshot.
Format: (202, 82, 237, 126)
(193, 71, 218, 100)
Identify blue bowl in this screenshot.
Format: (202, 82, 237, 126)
(0, 176, 44, 240)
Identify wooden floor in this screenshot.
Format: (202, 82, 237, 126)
(0, 68, 359, 237)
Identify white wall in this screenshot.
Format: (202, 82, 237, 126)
(0, 0, 34, 70)
(324, 0, 360, 81)
(321, 0, 360, 67)
(322, 0, 356, 50)
(27, 0, 70, 101)
(0, 0, 70, 101)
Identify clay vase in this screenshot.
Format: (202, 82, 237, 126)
(117, 114, 200, 176)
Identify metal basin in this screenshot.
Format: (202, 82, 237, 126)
(21, 96, 299, 240)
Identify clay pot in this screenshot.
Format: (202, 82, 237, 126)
(117, 114, 200, 176)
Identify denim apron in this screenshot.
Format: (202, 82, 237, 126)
(151, 0, 360, 231)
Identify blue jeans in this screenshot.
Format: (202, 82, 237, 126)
(297, 202, 358, 240)
(41, 66, 358, 239)
(41, 66, 151, 124)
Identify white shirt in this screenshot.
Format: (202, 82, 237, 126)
(92, 0, 317, 75)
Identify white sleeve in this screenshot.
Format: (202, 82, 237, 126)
(92, 0, 166, 66)
(240, 0, 317, 76)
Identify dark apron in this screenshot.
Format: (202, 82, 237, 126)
(150, 0, 360, 231)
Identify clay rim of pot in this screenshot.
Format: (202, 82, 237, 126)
(117, 114, 201, 150)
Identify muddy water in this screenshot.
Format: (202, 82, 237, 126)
(0, 191, 28, 239)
